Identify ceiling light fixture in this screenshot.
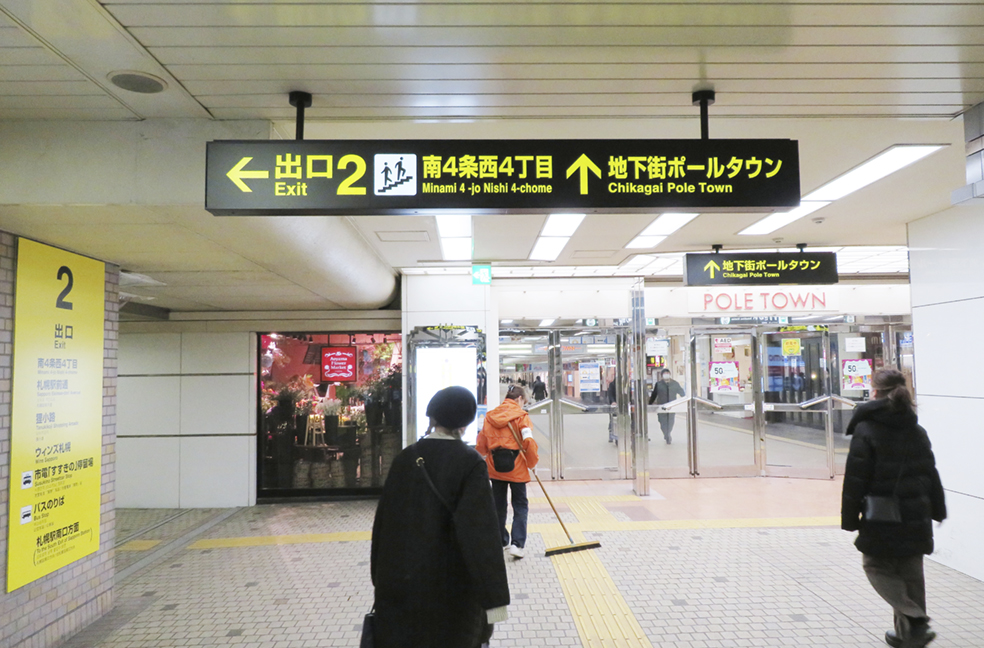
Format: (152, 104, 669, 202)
(435, 214, 472, 238)
(641, 212, 699, 236)
(738, 144, 943, 237)
(529, 237, 569, 261)
(541, 213, 586, 237)
(539, 319, 556, 327)
(625, 235, 667, 249)
(804, 145, 944, 202)
(738, 202, 830, 236)
(440, 237, 472, 261)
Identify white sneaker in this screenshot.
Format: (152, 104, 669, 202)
(508, 544, 525, 559)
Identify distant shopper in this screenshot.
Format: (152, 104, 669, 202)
(648, 369, 685, 444)
(531, 376, 548, 401)
(841, 369, 946, 648)
(607, 378, 618, 444)
(477, 385, 539, 559)
(371, 386, 509, 648)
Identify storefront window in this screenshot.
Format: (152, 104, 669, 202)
(258, 331, 402, 494)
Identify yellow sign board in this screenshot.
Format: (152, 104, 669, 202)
(781, 338, 802, 357)
(7, 239, 104, 592)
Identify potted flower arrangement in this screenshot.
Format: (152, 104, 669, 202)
(317, 397, 342, 444)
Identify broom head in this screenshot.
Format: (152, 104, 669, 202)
(544, 540, 602, 557)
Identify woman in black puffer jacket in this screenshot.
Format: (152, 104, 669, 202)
(842, 369, 946, 648)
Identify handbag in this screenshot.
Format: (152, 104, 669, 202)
(491, 447, 519, 472)
(862, 441, 909, 524)
(359, 608, 375, 648)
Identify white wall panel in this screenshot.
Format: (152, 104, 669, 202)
(918, 395, 984, 499)
(909, 204, 984, 308)
(117, 376, 180, 437)
(180, 374, 251, 436)
(912, 299, 984, 399)
(119, 333, 181, 375)
(179, 436, 251, 508)
(406, 275, 487, 312)
(929, 490, 984, 583)
(116, 437, 180, 508)
(180, 332, 252, 374)
(498, 287, 630, 319)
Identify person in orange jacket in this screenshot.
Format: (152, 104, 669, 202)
(476, 384, 539, 559)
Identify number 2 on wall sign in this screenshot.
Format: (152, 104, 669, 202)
(56, 265, 74, 310)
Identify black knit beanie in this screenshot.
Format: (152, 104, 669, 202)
(426, 386, 477, 430)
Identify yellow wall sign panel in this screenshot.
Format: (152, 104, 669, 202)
(7, 239, 105, 592)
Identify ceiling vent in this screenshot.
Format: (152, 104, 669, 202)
(108, 71, 167, 94)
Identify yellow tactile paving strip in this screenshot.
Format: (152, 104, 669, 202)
(184, 516, 839, 549)
(542, 528, 652, 648)
(117, 539, 161, 551)
(188, 530, 371, 549)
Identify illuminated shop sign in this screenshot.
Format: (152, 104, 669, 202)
(322, 347, 357, 382)
(206, 139, 800, 215)
(689, 287, 839, 315)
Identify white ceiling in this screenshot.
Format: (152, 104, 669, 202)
(0, 0, 980, 311)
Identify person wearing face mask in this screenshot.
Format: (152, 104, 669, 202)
(648, 369, 685, 444)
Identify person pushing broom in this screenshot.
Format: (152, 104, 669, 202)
(477, 384, 539, 559)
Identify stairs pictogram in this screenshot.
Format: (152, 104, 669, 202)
(378, 174, 414, 194)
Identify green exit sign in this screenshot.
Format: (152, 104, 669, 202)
(472, 265, 492, 285)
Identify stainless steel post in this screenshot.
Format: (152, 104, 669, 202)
(548, 329, 564, 479)
(631, 281, 650, 495)
(752, 328, 766, 474)
(823, 330, 835, 478)
(688, 332, 699, 475)
(615, 328, 633, 479)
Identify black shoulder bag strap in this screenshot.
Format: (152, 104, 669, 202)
(412, 443, 452, 512)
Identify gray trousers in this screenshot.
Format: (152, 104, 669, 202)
(862, 554, 929, 639)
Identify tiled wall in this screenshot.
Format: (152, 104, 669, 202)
(116, 332, 256, 508)
(0, 233, 119, 648)
(908, 205, 984, 582)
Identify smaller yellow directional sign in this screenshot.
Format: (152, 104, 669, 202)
(685, 252, 838, 286)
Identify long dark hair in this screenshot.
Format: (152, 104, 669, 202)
(872, 368, 914, 413)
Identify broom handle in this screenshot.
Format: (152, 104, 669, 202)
(508, 421, 574, 544)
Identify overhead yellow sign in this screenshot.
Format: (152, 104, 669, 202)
(7, 239, 104, 592)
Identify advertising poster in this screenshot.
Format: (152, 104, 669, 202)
(322, 347, 357, 382)
(713, 337, 733, 354)
(845, 337, 867, 353)
(8, 239, 105, 592)
(578, 362, 601, 393)
(709, 361, 740, 393)
(782, 338, 802, 357)
(842, 359, 873, 391)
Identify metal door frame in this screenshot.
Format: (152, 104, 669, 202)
(685, 328, 761, 477)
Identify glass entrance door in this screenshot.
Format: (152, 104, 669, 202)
(760, 329, 833, 478)
(556, 329, 624, 480)
(690, 331, 759, 476)
(498, 327, 628, 480)
(645, 328, 692, 477)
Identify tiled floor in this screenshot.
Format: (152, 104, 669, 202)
(89, 478, 984, 648)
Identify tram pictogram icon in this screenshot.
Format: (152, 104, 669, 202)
(374, 154, 417, 196)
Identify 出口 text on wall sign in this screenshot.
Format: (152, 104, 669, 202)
(206, 139, 800, 215)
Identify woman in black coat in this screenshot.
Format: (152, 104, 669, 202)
(370, 386, 510, 648)
(841, 369, 946, 648)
